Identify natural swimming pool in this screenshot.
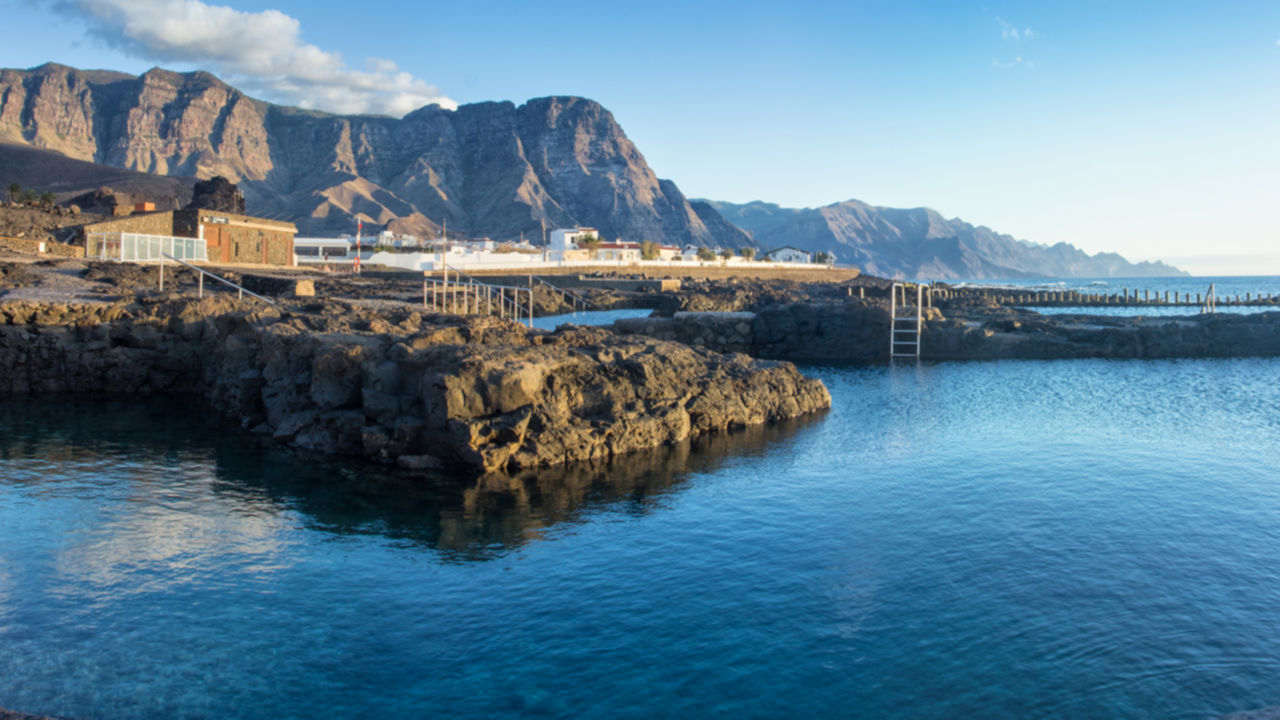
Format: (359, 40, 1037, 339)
(3, 357, 1279, 719)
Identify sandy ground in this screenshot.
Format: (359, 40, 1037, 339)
(0, 258, 114, 304)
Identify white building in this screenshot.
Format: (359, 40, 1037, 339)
(294, 237, 357, 263)
(763, 246, 813, 263)
(547, 227, 602, 261)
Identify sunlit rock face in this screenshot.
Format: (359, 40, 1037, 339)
(0, 64, 752, 249)
(0, 298, 830, 474)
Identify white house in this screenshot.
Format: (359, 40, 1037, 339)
(764, 246, 813, 263)
(548, 227, 602, 261)
(596, 242, 642, 262)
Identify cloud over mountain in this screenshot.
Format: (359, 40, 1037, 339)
(51, 0, 455, 116)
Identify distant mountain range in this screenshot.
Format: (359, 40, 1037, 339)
(0, 62, 1183, 278)
(708, 199, 1186, 279)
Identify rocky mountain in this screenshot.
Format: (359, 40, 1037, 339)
(708, 199, 1186, 279)
(0, 63, 750, 247)
(0, 143, 195, 206)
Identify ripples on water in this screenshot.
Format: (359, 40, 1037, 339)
(4, 358, 1280, 719)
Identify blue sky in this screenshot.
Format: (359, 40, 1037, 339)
(3, 0, 1278, 274)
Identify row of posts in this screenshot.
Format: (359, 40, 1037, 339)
(945, 288, 1277, 307)
(423, 269, 535, 327)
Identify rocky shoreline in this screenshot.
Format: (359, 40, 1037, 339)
(616, 299, 1280, 363)
(0, 296, 830, 474)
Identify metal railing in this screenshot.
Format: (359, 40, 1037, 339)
(533, 277, 592, 311)
(1200, 282, 1217, 314)
(423, 269, 533, 327)
(160, 252, 276, 305)
(890, 282, 924, 360)
(441, 265, 590, 312)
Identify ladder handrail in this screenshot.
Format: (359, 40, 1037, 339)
(889, 281, 924, 360)
(533, 277, 593, 309)
(1200, 282, 1216, 314)
(160, 253, 276, 305)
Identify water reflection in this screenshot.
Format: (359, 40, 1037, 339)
(0, 397, 823, 561)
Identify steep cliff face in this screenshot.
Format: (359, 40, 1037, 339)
(0, 63, 749, 247)
(710, 199, 1186, 279)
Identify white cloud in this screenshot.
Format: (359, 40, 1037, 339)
(51, 0, 456, 116)
(996, 17, 1036, 41)
(991, 55, 1030, 69)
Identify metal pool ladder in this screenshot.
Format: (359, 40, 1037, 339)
(890, 282, 923, 360)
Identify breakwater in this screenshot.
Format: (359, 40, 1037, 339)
(0, 298, 830, 474)
(939, 286, 1280, 309)
(614, 303, 1280, 363)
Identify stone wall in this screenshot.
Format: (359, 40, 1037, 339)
(540, 275, 682, 293)
(614, 302, 1280, 364)
(180, 210, 295, 266)
(615, 303, 894, 364)
(79, 211, 178, 239)
(0, 298, 831, 474)
(0, 236, 85, 258)
(923, 311, 1280, 361)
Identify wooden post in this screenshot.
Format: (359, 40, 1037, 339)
(159, 256, 165, 292)
(527, 289, 534, 327)
(198, 272, 204, 298)
(860, 287, 865, 299)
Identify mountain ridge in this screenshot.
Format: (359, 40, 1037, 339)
(0, 62, 1181, 277)
(707, 198, 1186, 279)
(0, 63, 750, 248)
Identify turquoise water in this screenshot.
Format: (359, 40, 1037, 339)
(531, 308, 651, 330)
(5, 358, 1280, 719)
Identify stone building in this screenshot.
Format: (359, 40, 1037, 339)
(80, 209, 297, 266)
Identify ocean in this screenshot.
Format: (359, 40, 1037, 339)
(4, 354, 1280, 719)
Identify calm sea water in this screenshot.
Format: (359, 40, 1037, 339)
(951, 275, 1280, 318)
(950, 275, 1280, 299)
(4, 358, 1280, 719)
(531, 308, 651, 330)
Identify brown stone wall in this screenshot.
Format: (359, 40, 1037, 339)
(80, 212, 177, 238)
(182, 209, 296, 267)
(0, 237, 85, 258)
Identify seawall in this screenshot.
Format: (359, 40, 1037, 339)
(613, 303, 1280, 363)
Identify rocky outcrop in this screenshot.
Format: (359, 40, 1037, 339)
(185, 176, 244, 213)
(615, 302, 1280, 364)
(708, 198, 1187, 279)
(923, 310, 1280, 361)
(0, 63, 752, 248)
(616, 303, 902, 364)
(0, 297, 830, 473)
